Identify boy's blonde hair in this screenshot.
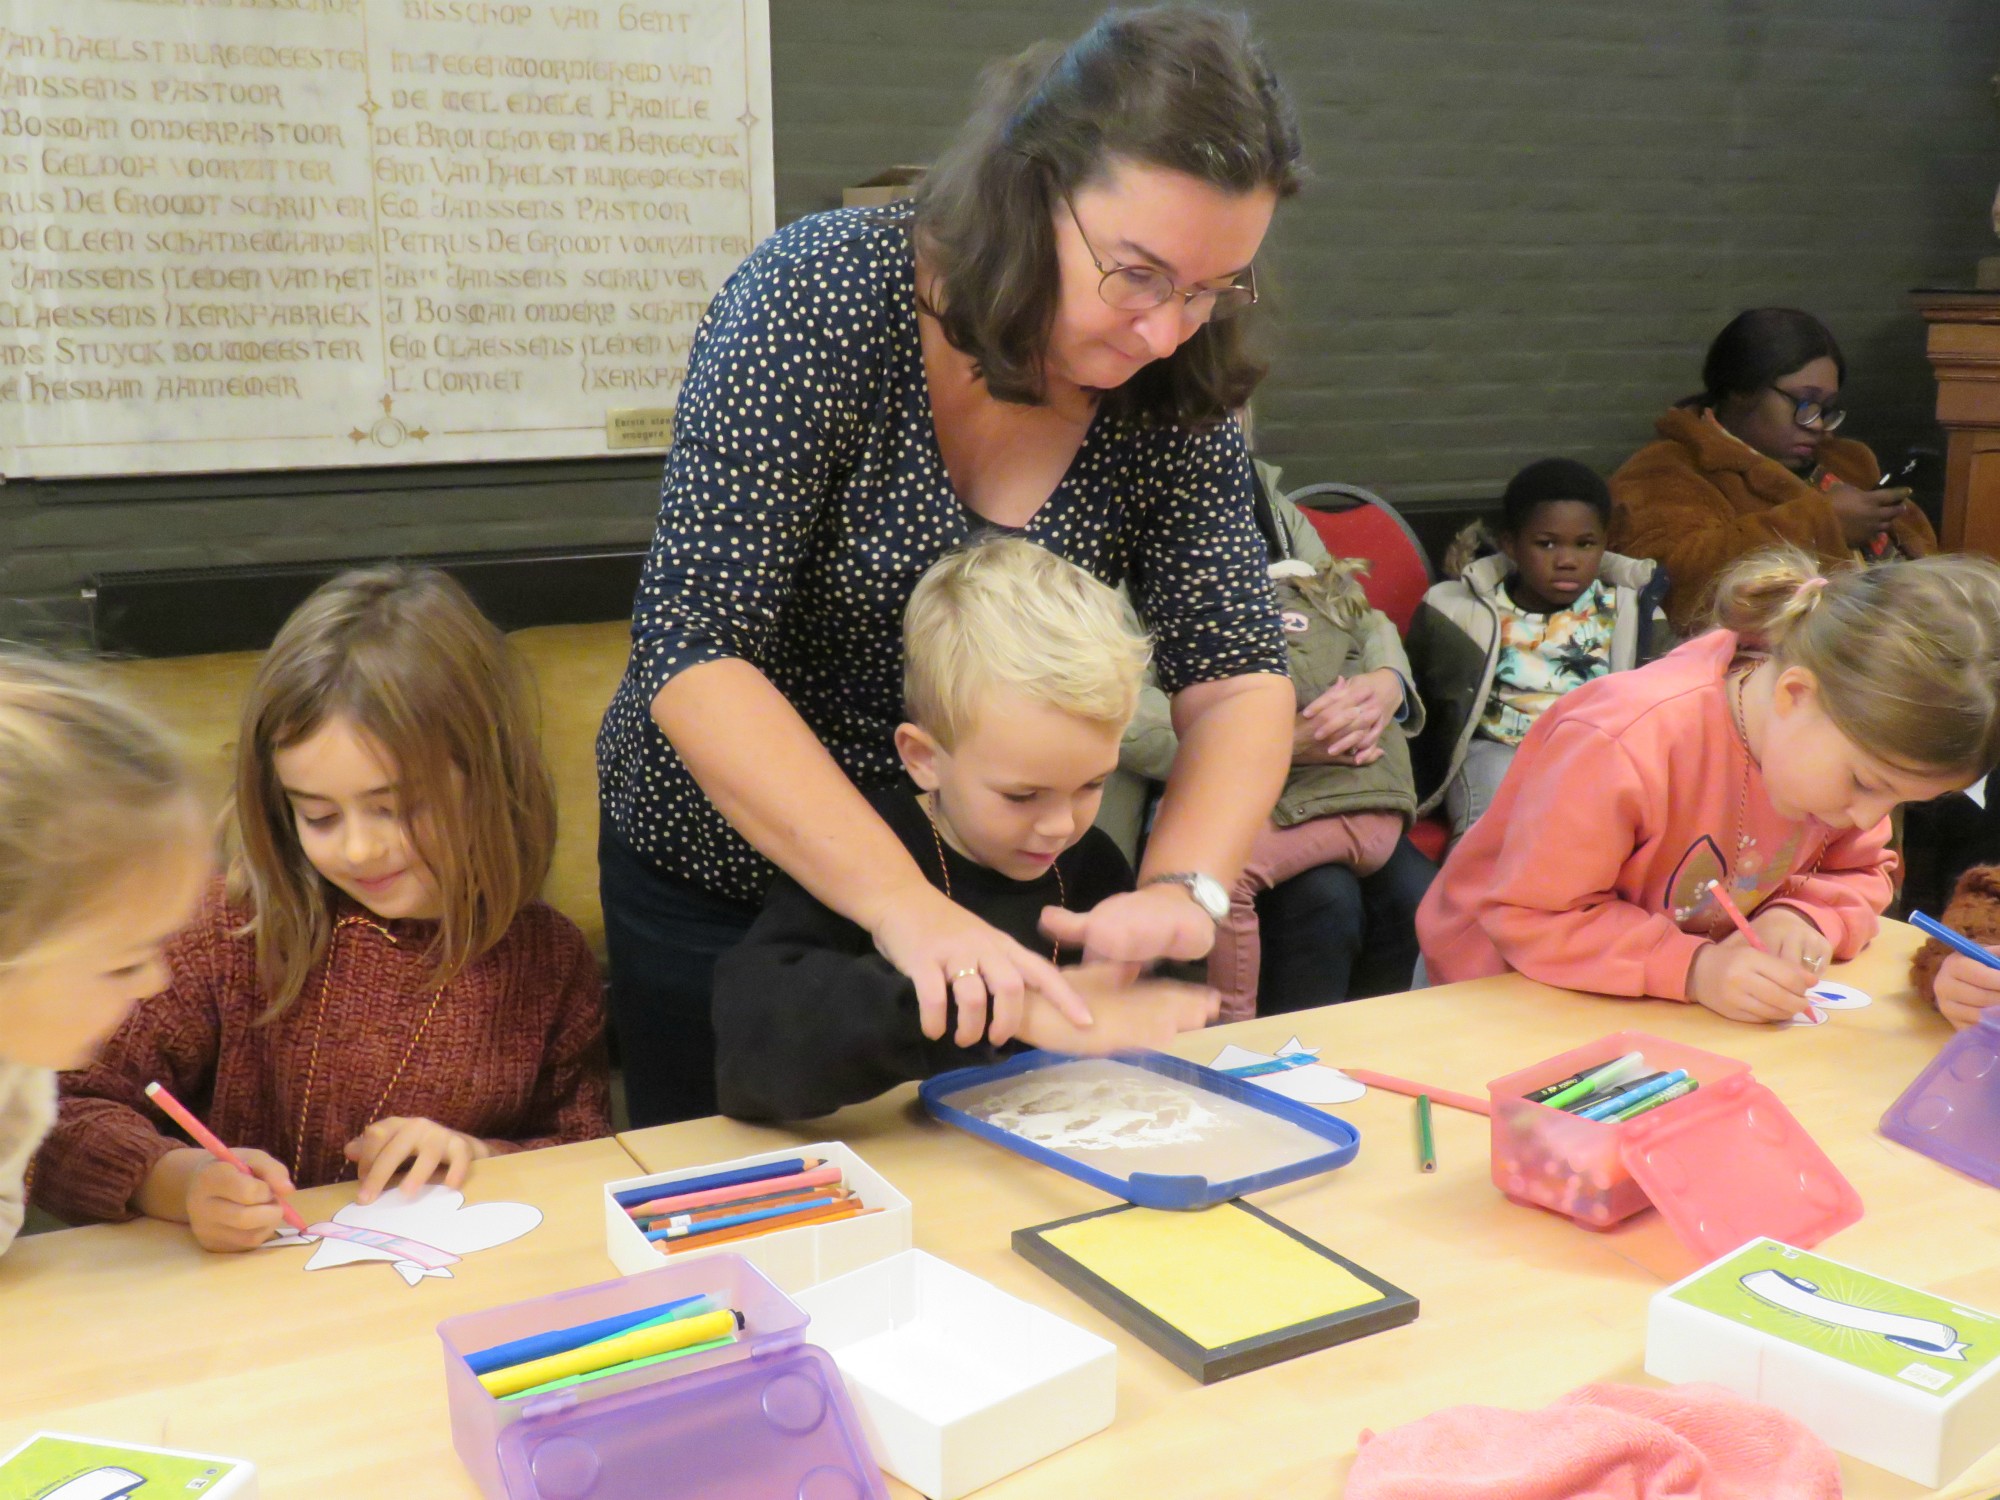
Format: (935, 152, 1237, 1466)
(1709, 545, 2000, 778)
(0, 653, 200, 967)
(903, 539, 1151, 749)
(228, 566, 557, 1018)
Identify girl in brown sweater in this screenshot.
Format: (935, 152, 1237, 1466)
(35, 568, 611, 1251)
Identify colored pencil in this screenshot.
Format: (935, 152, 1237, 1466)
(1416, 1095, 1436, 1173)
(500, 1335, 736, 1402)
(478, 1308, 741, 1397)
(662, 1203, 880, 1255)
(1346, 1068, 1491, 1117)
(638, 1193, 857, 1237)
(1703, 881, 1768, 953)
(623, 1164, 844, 1219)
(144, 1080, 309, 1234)
(464, 1292, 711, 1375)
(632, 1181, 851, 1225)
(644, 1194, 845, 1243)
(610, 1157, 820, 1211)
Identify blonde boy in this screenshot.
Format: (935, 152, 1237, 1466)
(713, 538, 1216, 1121)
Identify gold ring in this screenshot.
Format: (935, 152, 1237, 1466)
(949, 966, 981, 982)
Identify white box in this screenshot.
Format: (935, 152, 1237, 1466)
(604, 1140, 912, 1293)
(0, 1431, 257, 1497)
(794, 1250, 1117, 1500)
(1646, 1237, 2000, 1487)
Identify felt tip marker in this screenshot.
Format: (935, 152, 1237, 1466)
(1565, 1070, 1671, 1115)
(1911, 913, 2000, 973)
(1606, 1077, 1699, 1122)
(1530, 1052, 1645, 1109)
(1577, 1068, 1691, 1122)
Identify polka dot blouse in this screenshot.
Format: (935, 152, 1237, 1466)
(596, 201, 1288, 904)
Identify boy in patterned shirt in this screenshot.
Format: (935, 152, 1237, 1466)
(1410, 459, 1671, 845)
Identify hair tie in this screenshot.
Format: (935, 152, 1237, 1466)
(1797, 576, 1829, 607)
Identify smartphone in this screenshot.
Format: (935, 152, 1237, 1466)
(1875, 455, 1921, 490)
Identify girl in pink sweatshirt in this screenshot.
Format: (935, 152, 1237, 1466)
(1417, 546, 2000, 1022)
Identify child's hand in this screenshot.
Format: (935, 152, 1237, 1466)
(1935, 949, 2000, 1030)
(1749, 906, 1832, 979)
(344, 1117, 490, 1204)
(1686, 937, 1818, 1024)
(1016, 964, 1218, 1054)
(157, 1146, 296, 1253)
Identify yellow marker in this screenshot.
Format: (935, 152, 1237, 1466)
(477, 1308, 740, 1397)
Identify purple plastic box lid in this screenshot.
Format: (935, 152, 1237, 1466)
(493, 1341, 886, 1500)
(1881, 1009, 2000, 1189)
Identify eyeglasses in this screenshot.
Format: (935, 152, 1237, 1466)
(1058, 187, 1258, 322)
(1770, 385, 1846, 433)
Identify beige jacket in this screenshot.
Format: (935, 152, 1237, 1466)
(0, 1060, 55, 1255)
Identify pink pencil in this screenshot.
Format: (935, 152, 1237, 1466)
(1346, 1068, 1491, 1117)
(1703, 880, 1769, 953)
(145, 1080, 309, 1233)
(625, 1164, 844, 1219)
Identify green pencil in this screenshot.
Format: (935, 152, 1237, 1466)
(1416, 1094, 1436, 1173)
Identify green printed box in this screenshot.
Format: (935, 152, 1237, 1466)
(1647, 1239, 2000, 1486)
(0, 1433, 256, 1500)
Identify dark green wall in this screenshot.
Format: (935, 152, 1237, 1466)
(8, 0, 1998, 639)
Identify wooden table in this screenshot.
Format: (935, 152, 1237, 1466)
(619, 920, 1997, 1500)
(6, 925, 1997, 1498)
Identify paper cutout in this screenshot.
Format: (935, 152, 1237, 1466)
(268, 1184, 541, 1286)
(1210, 1037, 1365, 1106)
(1785, 1003, 1829, 1028)
(1807, 982, 1873, 1011)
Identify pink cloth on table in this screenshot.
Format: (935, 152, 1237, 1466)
(1345, 1382, 1842, 1500)
(1206, 810, 1402, 1022)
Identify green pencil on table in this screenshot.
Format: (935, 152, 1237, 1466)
(1416, 1094, 1436, 1173)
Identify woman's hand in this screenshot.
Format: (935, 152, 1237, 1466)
(1749, 906, 1832, 979)
(1825, 483, 1910, 548)
(872, 881, 1091, 1048)
(1016, 963, 1219, 1054)
(142, 1146, 297, 1253)
(1299, 671, 1403, 765)
(1935, 948, 2000, 1031)
(1686, 936, 1817, 1023)
(1041, 883, 1219, 966)
(345, 1117, 490, 1204)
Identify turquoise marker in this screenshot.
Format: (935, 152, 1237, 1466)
(1531, 1051, 1645, 1110)
(1220, 1053, 1317, 1079)
(1577, 1068, 1690, 1122)
(1607, 1077, 1698, 1122)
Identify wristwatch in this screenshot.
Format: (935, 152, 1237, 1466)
(1145, 871, 1229, 924)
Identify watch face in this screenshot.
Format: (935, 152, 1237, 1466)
(1189, 873, 1229, 922)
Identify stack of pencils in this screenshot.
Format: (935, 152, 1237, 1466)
(467, 1292, 745, 1402)
(612, 1157, 881, 1258)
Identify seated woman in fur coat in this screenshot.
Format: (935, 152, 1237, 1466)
(1608, 307, 1935, 634)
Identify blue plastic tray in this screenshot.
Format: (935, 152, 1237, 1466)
(920, 1049, 1360, 1210)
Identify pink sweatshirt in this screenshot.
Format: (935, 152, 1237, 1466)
(1417, 631, 1894, 997)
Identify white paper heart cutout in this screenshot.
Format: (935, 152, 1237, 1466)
(270, 1185, 542, 1287)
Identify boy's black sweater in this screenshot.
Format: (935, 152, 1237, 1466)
(712, 783, 1132, 1121)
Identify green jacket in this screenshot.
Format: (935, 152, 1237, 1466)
(1103, 493, 1424, 858)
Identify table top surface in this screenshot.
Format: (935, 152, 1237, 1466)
(7, 921, 1997, 1499)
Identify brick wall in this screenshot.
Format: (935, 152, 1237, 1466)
(4, 0, 1996, 637)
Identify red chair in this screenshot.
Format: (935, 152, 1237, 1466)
(1286, 482, 1433, 637)
(1286, 483, 1450, 862)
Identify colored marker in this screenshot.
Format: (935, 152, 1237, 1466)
(1564, 1070, 1670, 1115)
(1530, 1052, 1645, 1109)
(464, 1292, 712, 1376)
(1220, 1053, 1318, 1079)
(1416, 1094, 1436, 1173)
(500, 1335, 737, 1402)
(644, 1195, 843, 1243)
(1577, 1068, 1691, 1122)
(478, 1308, 742, 1397)
(623, 1164, 844, 1219)
(1912, 912, 2000, 972)
(1703, 880, 1768, 953)
(1346, 1068, 1492, 1117)
(144, 1080, 309, 1233)
(1606, 1077, 1699, 1122)
(611, 1157, 820, 1211)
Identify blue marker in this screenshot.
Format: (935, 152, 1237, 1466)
(1219, 1053, 1317, 1079)
(1577, 1068, 1690, 1122)
(1911, 913, 2000, 972)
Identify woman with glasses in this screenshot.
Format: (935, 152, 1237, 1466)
(595, 7, 1303, 1125)
(1609, 307, 1936, 633)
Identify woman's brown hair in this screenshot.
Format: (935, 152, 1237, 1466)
(228, 566, 557, 1018)
(913, 5, 1303, 427)
(1709, 546, 2000, 778)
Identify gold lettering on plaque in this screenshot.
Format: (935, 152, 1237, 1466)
(606, 405, 673, 448)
